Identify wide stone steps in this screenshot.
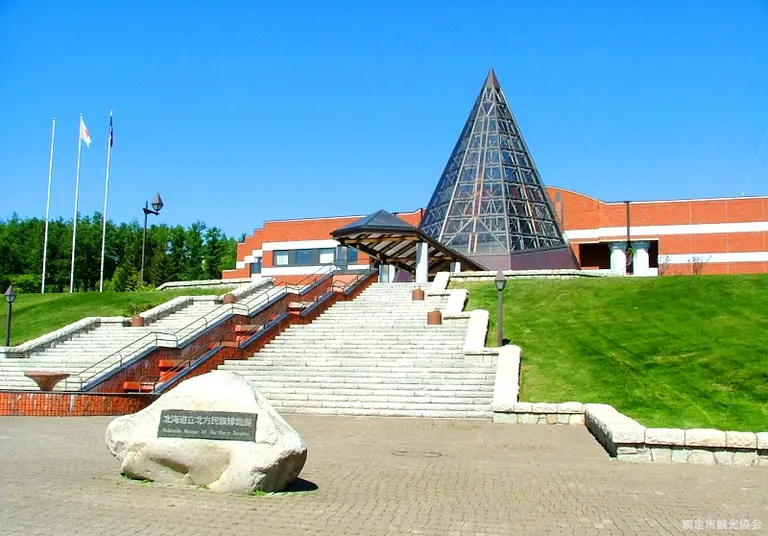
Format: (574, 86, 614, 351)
(242, 383, 493, 394)
(268, 406, 491, 419)
(264, 341, 462, 348)
(221, 364, 492, 375)
(216, 282, 493, 420)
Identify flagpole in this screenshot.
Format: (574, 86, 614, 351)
(41, 117, 56, 294)
(98, 110, 113, 292)
(69, 114, 84, 293)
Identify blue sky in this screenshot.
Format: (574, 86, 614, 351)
(1, 1, 767, 238)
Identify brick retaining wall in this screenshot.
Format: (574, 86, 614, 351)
(0, 391, 155, 416)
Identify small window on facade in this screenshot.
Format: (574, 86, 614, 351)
(319, 248, 336, 264)
(295, 249, 316, 265)
(250, 258, 262, 275)
(274, 251, 290, 266)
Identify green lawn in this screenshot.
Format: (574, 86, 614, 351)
(0, 288, 233, 346)
(457, 275, 768, 431)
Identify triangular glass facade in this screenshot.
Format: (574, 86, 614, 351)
(419, 70, 569, 257)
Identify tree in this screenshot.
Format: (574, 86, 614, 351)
(0, 214, 240, 292)
(203, 226, 226, 279)
(183, 221, 206, 280)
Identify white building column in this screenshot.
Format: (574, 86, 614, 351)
(378, 263, 396, 283)
(415, 242, 428, 283)
(450, 261, 461, 273)
(609, 241, 627, 275)
(632, 240, 651, 276)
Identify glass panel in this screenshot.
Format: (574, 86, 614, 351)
(418, 71, 568, 255)
(484, 166, 501, 180)
(250, 258, 262, 275)
(460, 167, 477, 182)
(319, 248, 335, 264)
(274, 251, 290, 266)
(295, 249, 317, 266)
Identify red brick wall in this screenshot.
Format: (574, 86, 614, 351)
(88, 313, 248, 393)
(0, 391, 154, 416)
(227, 209, 423, 276)
(548, 187, 768, 274)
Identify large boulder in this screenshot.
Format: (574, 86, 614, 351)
(105, 370, 307, 494)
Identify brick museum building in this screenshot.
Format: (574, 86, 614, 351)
(223, 71, 768, 283)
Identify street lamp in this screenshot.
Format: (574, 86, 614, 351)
(4, 285, 16, 347)
(139, 194, 164, 286)
(494, 270, 506, 347)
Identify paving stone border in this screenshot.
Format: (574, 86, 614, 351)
(492, 401, 768, 467)
(492, 402, 586, 426)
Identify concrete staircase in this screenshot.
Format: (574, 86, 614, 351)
(0, 296, 249, 391)
(218, 283, 495, 419)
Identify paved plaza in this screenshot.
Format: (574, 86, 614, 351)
(1, 415, 766, 536)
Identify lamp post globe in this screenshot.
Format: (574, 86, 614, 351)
(4, 284, 16, 304)
(4, 284, 15, 347)
(494, 270, 505, 347)
(494, 269, 507, 292)
(140, 194, 164, 286)
(151, 193, 164, 213)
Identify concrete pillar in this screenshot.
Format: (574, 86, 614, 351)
(632, 240, 651, 276)
(378, 263, 396, 283)
(609, 241, 627, 275)
(415, 242, 428, 283)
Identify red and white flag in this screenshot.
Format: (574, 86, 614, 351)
(80, 116, 91, 147)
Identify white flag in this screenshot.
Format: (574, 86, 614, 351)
(80, 116, 91, 147)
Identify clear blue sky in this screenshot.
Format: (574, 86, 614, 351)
(2, 1, 767, 238)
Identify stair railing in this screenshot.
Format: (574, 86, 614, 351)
(139, 268, 378, 394)
(72, 266, 377, 392)
(75, 265, 337, 391)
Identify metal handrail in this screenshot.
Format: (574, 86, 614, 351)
(73, 265, 338, 390)
(145, 268, 377, 393)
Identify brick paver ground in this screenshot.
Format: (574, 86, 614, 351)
(0, 415, 766, 535)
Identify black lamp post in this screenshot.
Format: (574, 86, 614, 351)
(5, 285, 16, 347)
(494, 270, 506, 347)
(139, 194, 164, 286)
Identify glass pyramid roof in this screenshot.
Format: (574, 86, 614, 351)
(419, 70, 569, 255)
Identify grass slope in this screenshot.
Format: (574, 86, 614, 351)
(0, 288, 232, 346)
(458, 275, 768, 431)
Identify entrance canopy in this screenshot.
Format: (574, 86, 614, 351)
(331, 210, 487, 277)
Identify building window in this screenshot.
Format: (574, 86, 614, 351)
(296, 249, 315, 266)
(319, 248, 336, 264)
(250, 258, 262, 275)
(274, 251, 291, 266)
(346, 248, 358, 263)
(271, 248, 339, 267)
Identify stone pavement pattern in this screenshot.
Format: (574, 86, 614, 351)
(0, 416, 766, 536)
